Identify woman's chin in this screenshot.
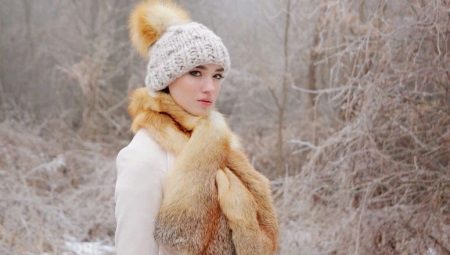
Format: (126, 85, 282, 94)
(186, 107, 209, 117)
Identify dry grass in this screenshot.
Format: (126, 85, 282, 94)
(0, 117, 120, 255)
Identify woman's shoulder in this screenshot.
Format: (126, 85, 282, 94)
(116, 128, 167, 173)
(114, 129, 167, 213)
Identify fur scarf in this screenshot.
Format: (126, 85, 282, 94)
(128, 88, 279, 255)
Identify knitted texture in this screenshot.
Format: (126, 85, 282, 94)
(145, 22, 230, 92)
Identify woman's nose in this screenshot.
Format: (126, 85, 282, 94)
(201, 77, 215, 92)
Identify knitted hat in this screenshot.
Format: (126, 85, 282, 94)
(129, 1, 230, 92)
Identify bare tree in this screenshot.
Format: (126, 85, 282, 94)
(267, 0, 294, 174)
(276, 0, 450, 254)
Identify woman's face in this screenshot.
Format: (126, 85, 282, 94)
(168, 63, 224, 116)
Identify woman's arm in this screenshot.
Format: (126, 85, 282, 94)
(114, 129, 167, 255)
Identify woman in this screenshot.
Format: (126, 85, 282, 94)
(115, 1, 279, 255)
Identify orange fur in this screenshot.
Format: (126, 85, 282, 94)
(129, 0, 191, 58)
(128, 88, 279, 254)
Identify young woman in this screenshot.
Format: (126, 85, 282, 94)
(114, 1, 279, 255)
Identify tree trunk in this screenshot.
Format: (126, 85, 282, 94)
(275, 0, 293, 174)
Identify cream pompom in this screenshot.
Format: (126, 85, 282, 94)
(129, 0, 191, 58)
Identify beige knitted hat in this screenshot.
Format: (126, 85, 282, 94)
(129, 1, 231, 92)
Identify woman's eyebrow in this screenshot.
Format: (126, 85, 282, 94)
(216, 67, 224, 72)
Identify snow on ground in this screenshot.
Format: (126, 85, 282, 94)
(64, 240, 115, 255)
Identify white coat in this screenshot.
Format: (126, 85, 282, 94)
(114, 128, 178, 255)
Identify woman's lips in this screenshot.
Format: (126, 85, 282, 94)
(198, 100, 213, 107)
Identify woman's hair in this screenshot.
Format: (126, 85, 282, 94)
(161, 87, 170, 94)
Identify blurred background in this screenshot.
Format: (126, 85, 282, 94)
(0, 0, 449, 254)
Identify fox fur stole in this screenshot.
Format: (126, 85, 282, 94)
(127, 88, 279, 255)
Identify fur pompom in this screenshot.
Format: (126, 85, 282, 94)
(129, 0, 191, 58)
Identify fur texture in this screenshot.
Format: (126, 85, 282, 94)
(129, 0, 191, 58)
(128, 88, 279, 254)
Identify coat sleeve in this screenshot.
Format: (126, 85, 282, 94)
(114, 129, 167, 255)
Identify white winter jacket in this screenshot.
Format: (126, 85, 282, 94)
(114, 128, 178, 255)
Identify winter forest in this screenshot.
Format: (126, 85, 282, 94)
(0, 0, 449, 254)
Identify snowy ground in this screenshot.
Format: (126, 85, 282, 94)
(64, 240, 115, 255)
(34, 239, 115, 255)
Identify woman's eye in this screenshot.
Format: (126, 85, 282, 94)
(214, 74, 224, 80)
(189, 70, 201, 77)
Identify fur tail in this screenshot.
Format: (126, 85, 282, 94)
(129, 0, 191, 58)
